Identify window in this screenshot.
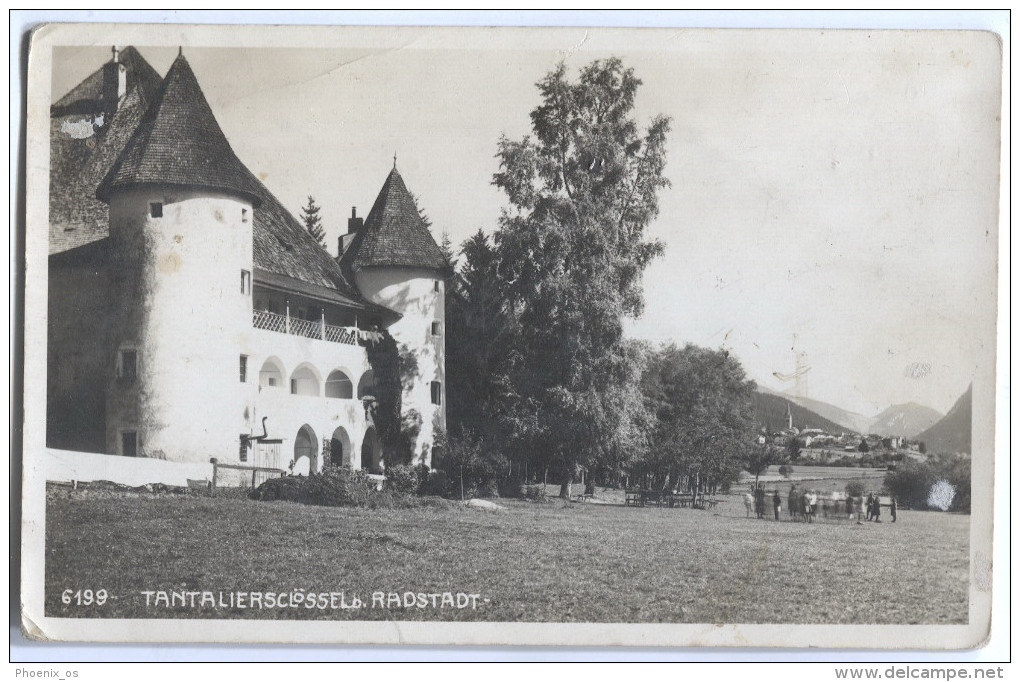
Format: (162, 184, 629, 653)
(239, 355, 248, 382)
(121, 431, 138, 457)
(357, 370, 375, 399)
(431, 321, 442, 336)
(239, 434, 248, 462)
(149, 202, 163, 218)
(241, 208, 249, 223)
(259, 358, 284, 388)
(241, 269, 251, 295)
(325, 370, 353, 399)
(434, 280, 441, 292)
(290, 366, 319, 396)
(118, 349, 137, 381)
(431, 381, 442, 406)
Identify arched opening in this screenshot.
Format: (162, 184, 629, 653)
(357, 369, 375, 399)
(361, 426, 382, 474)
(259, 357, 285, 389)
(293, 424, 317, 475)
(325, 370, 353, 399)
(290, 364, 320, 396)
(330, 426, 353, 468)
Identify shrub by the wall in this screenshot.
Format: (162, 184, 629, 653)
(251, 467, 375, 507)
(384, 464, 421, 495)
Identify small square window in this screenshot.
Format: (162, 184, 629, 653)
(240, 355, 248, 382)
(267, 377, 277, 387)
(239, 434, 248, 462)
(149, 202, 163, 218)
(118, 349, 137, 381)
(431, 381, 442, 406)
(241, 269, 251, 295)
(431, 321, 442, 336)
(121, 431, 138, 457)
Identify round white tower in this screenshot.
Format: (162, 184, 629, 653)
(340, 166, 447, 466)
(97, 53, 262, 463)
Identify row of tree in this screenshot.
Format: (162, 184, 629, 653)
(436, 58, 769, 498)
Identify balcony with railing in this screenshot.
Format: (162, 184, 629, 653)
(253, 309, 359, 345)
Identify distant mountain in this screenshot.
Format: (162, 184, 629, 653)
(752, 391, 849, 434)
(783, 393, 872, 434)
(915, 385, 972, 454)
(869, 402, 942, 437)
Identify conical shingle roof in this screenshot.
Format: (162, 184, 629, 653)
(340, 167, 446, 272)
(96, 54, 263, 205)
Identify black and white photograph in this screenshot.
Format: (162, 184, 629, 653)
(19, 20, 1003, 650)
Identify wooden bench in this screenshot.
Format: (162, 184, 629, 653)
(573, 492, 594, 503)
(625, 489, 644, 507)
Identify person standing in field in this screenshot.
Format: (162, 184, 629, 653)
(857, 494, 867, 524)
(890, 496, 897, 523)
(755, 484, 766, 519)
(773, 489, 782, 520)
(788, 485, 799, 520)
(866, 493, 875, 521)
(873, 496, 882, 522)
(845, 493, 854, 521)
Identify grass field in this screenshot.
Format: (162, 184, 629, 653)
(44, 482, 969, 624)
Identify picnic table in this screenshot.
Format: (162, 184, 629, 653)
(624, 489, 715, 508)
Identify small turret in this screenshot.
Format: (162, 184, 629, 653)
(341, 165, 446, 466)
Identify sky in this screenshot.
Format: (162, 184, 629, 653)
(49, 26, 1002, 417)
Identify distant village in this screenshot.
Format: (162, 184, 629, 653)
(767, 405, 929, 469)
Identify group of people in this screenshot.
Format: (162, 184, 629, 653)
(860, 491, 896, 524)
(749, 484, 898, 524)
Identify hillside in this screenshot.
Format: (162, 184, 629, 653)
(915, 385, 972, 454)
(783, 394, 872, 433)
(870, 402, 942, 438)
(752, 392, 849, 434)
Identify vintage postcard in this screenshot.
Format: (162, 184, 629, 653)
(20, 23, 1002, 648)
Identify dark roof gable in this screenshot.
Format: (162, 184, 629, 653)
(340, 168, 446, 272)
(96, 54, 264, 205)
(49, 47, 164, 253)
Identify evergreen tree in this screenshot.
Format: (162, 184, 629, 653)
(491, 58, 671, 498)
(300, 195, 326, 247)
(410, 192, 433, 231)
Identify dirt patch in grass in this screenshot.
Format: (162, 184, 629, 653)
(44, 486, 968, 624)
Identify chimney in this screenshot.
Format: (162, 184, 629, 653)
(339, 207, 363, 257)
(347, 206, 364, 234)
(101, 46, 128, 117)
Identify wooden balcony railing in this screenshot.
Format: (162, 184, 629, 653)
(252, 309, 358, 346)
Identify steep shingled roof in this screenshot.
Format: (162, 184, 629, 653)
(339, 167, 446, 273)
(247, 169, 393, 315)
(96, 54, 264, 205)
(49, 47, 164, 252)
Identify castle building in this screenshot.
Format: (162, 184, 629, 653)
(47, 48, 446, 477)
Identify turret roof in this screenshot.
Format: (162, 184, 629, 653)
(96, 53, 264, 205)
(340, 167, 446, 272)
